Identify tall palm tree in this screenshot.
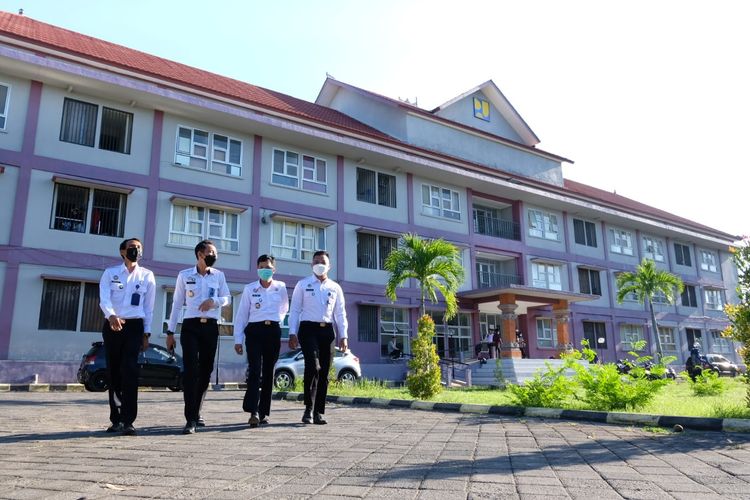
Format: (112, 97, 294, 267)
(616, 258, 684, 359)
(384, 233, 465, 320)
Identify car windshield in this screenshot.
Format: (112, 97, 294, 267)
(710, 355, 728, 363)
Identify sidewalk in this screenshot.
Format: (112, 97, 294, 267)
(1, 391, 749, 499)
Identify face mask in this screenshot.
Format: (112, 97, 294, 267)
(125, 247, 141, 263)
(312, 263, 328, 276)
(257, 268, 274, 281)
(203, 254, 217, 267)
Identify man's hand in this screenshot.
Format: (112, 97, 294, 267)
(288, 334, 298, 350)
(166, 334, 176, 352)
(198, 299, 214, 312)
(108, 315, 125, 332)
(234, 344, 243, 355)
(339, 338, 348, 352)
(141, 334, 149, 352)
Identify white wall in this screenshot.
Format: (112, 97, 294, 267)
(434, 92, 524, 143)
(343, 160, 408, 223)
(0, 74, 30, 152)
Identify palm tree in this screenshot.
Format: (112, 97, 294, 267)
(384, 233, 465, 320)
(615, 258, 684, 359)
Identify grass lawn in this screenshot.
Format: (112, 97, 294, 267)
(325, 377, 750, 419)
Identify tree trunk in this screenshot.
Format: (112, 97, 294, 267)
(648, 299, 663, 361)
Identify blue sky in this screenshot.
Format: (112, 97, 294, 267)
(3, 0, 748, 237)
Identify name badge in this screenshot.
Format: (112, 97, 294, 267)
(130, 293, 141, 306)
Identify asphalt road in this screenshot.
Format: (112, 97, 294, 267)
(1, 390, 749, 499)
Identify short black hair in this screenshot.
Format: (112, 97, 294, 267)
(194, 240, 215, 258)
(119, 238, 141, 251)
(257, 254, 275, 266)
(313, 250, 329, 260)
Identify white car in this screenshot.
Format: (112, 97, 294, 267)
(273, 348, 361, 389)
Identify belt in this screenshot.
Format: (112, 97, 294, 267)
(184, 317, 217, 324)
(301, 321, 332, 328)
(249, 320, 279, 326)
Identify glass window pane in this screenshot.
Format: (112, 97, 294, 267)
(39, 280, 80, 330)
(60, 98, 97, 147)
(53, 184, 88, 233)
(100, 107, 133, 154)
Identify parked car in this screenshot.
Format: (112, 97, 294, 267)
(271, 348, 361, 389)
(77, 341, 184, 392)
(705, 354, 741, 377)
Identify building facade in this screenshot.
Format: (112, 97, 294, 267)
(0, 12, 741, 383)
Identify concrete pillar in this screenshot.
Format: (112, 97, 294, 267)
(553, 300, 572, 355)
(498, 294, 522, 358)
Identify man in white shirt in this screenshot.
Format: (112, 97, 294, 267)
(234, 255, 288, 427)
(98, 237, 155, 436)
(166, 240, 230, 435)
(288, 250, 348, 425)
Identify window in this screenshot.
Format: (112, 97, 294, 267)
(358, 305, 378, 343)
(175, 126, 242, 176)
(620, 324, 644, 350)
(531, 262, 562, 290)
(429, 310, 471, 358)
(357, 232, 397, 270)
(658, 327, 677, 352)
(479, 313, 502, 339)
(0, 82, 10, 130)
(356, 168, 396, 207)
(642, 236, 665, 262)
(38, 279, 102, 332)
(681, 285, 698, 308)
(615, 274, 639, 302)
(685, 328, 702, 348)
(380, 307, 412, 357)
(652, 290, 670, 305)
(583, 321, 607, 349)
(710, 330, 732, 353)
(163, 291, 238, 336)
(704, 289, 723, 310)
(169, 204, 239, 252)
(51, 183, 127, 237)
(421, 184, 460, 220)
(578, 268, 602, 296)
(609, 228, 634, 255)
(536, 318, 556, 348)
(573, 219, 597, 247)
(674, 243, 692, 267)
(60, 98, 132, 154)
(272, 148, 327, 193)
(528, 209, 559, 240)
(700, 250, 717, 272)
(271, 220, 325, 262)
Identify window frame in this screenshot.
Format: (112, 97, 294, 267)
(578, 267, 602, 296)
(657, 326, 678, 352)
(609, 228, 634, 255)
(704, 288, 724, 310)
(583, 321, 607, 349)
(50, 182, 127, 238)
(681, 285, 698, 308)
(0, 81, 10, 130)
(642, 235, 665, 262)
(356, 232, 397, 270)
(531, 262, 563, 290)
(421, 183, 461, 221)
(59, 97, 133, 154)
(699, 250, 718, 272)
(356, 167, 397, 208)
(674, 242, 692, 267)
(379, 307, 412, 358)
(573, 218, 597, 247)
(168, 203, 240, 253)
(38, 278, 102, 333)
(163, 290, 239, 336)
(270, 219, 326, 262)
(536, 318, 556, 348)
(709, 330, 733, 353)
(271, 147, 327, 194)
(620, 324, 645, 351)
(528, 209, 559, 241)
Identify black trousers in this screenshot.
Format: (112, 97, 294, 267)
(298, 322, 335, 414)
(180, 318, 218, 423)
(102, 318, 143, 426)
(242, 322, 281, 417)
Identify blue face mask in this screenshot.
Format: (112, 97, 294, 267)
(258, 268, 274, 281)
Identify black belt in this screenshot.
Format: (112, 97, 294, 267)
(248, 320, 279, 326)
(301, 321, 332, 328)
(184, 317, 217, 324)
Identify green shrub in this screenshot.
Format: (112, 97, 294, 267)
(406, 315, 443, 399)
(710, 402, 750, 419)
(493, 358, 506, 388)
(508, 359, 577, 408)
(686, 369, 727, 397)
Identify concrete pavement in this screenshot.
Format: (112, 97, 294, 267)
(1, 391, 749, 499)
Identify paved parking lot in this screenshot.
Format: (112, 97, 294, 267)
(1, 390, 749, 499)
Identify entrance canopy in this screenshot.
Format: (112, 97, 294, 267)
(458, 284, 598, 315)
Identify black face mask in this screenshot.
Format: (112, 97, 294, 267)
(204, 254, 217, 267)
(125, 247, 141, 263)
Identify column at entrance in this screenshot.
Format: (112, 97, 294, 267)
(553, 300, 572, 355)
(498, 294, 521, 359)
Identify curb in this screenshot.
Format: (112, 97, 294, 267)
(3, 383, 746, 433)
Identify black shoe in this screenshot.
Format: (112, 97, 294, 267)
(248, 413, 260, 428)
(105, 422, 123, 433)
(182, 422, 196, 434)
(196, 416, 205, 427)
(122, 424, 137, 436)
(302, 408, 312, 424)
(259, 415, 269, 425)
(313, 413, 327, 425)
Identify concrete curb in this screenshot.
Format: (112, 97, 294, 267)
(3, 383, 747, 433)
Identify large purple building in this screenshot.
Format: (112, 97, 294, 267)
(0, 12, 740, 383)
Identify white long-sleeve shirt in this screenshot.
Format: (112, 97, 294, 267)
(233, 279, 289, 344)
(167, 266, 230, 332)
(288, 275, 348, 339)
(99, 262, 156, 333)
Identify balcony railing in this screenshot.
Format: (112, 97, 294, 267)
(476, 271, 521, 289)
(472, 212, 521, 241)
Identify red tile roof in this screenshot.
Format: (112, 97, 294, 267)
(0, 11, 393, 141)
(0, 11, 736, 241)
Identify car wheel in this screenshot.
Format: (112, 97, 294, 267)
(86, 371, 108, 392)
(274, 370, 294, 390)
(338, 369, 358, 384)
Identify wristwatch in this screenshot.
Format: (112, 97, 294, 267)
(143, 332, 151, 338)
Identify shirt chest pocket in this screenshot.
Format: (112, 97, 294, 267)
(110, 282, 125, 296)
(185, 283, 199, 300)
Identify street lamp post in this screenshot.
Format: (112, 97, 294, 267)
(597, 337, 605, 363)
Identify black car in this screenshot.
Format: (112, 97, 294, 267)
(77, 341, 184, 392)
